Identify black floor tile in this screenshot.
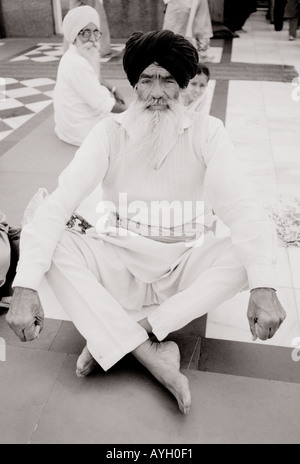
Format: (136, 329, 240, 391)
(49, 321, 86, 355)
(0, 106, 34, 120)
(17, 93, 52, 105)
(199, 338, 300, 384)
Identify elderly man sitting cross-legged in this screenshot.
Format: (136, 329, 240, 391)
(7, 31, 286, 415)
(54, 5, 126, 147)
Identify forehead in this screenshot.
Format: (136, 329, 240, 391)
(190, 73, 208, 83)
(141, 63, 172, 77)
(82, 22, 98, 30)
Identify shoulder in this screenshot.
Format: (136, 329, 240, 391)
(186, 111, 225, 135)
(90, 116, 121, 139)
(60, 48, 89, 71)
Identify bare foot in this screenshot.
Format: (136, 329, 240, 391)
(133, 340, 191, 415)
(76, 345, 97, 378)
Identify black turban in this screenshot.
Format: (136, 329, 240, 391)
(123, 30, 199, 89)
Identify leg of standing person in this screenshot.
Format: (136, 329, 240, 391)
(274, 0, 288, 30)
(95, 0, 111, 57)
(289, 16, 299, 38)
(163, 0, 191, 35)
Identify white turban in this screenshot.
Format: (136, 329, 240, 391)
(63, 5, 100, 44)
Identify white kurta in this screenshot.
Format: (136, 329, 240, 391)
(0, 212, 10, 289)
(53, 45, 115, 147)
(13, 111, 278, 370)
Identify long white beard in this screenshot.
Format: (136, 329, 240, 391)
(75, 39, 101, 79)
(121, 97, 185, 170)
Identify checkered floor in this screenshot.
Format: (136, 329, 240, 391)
(10, 42, 126, 63)
(0, 78, 55, 141)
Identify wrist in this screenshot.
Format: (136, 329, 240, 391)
(111, 86, 117, 95)
(250, 287, 276, 293)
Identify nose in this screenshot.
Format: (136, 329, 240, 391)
(151, 79, 164, 99)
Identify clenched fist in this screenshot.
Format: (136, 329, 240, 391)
(6, 287, 44, 342)
(247, 288, 286, 341)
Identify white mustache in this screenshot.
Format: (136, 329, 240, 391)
(145, 98, 171, 109)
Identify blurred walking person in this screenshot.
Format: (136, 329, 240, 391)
(284, 0, 300, 40)
(186, 0, 213, 60)
(162, 0, 191, 35)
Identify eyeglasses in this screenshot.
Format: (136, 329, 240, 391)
(78, 29, 103, 40)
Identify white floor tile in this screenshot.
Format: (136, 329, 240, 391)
(25, 100, 53, 113)
(44, 91, 54, 98)
(288, 248, 300, 290)
(37, 43, 63, 46)
(0, 98, 23, 110)
(44, 51, 63, 57)
(276, 246, 294, 288)
(31, 56, 59, 63)
(1, 78, 18, 85)
(21, 78, 56, 87)
(3, 113, 35, 130)
(0, 130, 13, 141)
(5, 87, 41, 99)
(10, 56, 30, 62)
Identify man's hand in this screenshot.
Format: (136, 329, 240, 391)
(114, 89, 126, 106)
(247, 288, 286, 341)
(6, 287, 44, 342)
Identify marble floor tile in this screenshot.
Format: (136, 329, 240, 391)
(0, 346, 66, 444)
(0, 130, 13, 141)
(295, 290, 300, 328)
(31, 56, 59, 63)
(10, 56, 30, 62)
(278, 183, 300, 198)
(25, 100, 53, 113)
(288, 248, 300, 290)
(3, 113, 35, 130)
(4, 87, 41, 99)
(0, 310, 62, 351)
(199, 338, 300, 384)
(29, 358, 300, 444)
(0, 98, 24, 110)
(44, 91, 54, 98)
(0, 78, 18, 85)
(21, 78, 56, 87)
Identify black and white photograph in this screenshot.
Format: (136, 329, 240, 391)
(0, 0, 300, 446)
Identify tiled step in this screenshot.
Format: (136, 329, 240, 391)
(2, 344, 300, 444)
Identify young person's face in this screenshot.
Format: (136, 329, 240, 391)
(187, 73, 209, 99)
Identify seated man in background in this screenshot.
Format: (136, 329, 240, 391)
(65, 0, 112, 58)
(54, 5, 126, 147)
(7, 31, 286, 416)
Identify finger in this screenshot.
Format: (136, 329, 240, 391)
(248, 317, 258, 341)
(15, 328, 27, 342)
(255, 323, 269, 341)
(268, 326, 277, 339)
(23, 323, 42, 342)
